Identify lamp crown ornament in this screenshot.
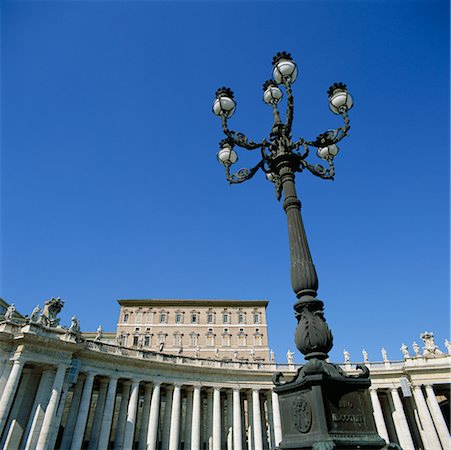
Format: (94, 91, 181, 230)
(272, 50, 294, 65)
(327, 81, 348, 97)
(215, 87, 235, 99)
(263, 79, 278, 90)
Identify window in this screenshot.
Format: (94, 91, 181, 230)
(238, 313, 245, 324)
(135, 327, 140, 332)
(144, 335, 150, 346)
(133, 335, 139, 346)
(158, 333, 166, 344)
(238, 331, 247, 347)
(222, 331, 231, 347)
(175, 313, 183, 324)
(136, 311, 142, 323)
(173, 333, 182, 347)
(254, 334, 262, 346)
(207, 313, 214, 324)
(146, 327, 151, 332)
(189, 333, 199, 347)
(191, 313, 198, 324)
(253, 314, 260, 324)
(206, 331, 215, 347)
(223, 313, 229, 324)
(160, 312, 167, 324)
(124, 313, 129, 323)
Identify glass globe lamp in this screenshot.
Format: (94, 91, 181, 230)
(317, 144, 339, 160)
(217, 141, 238, 166)
(328, 82, 353, 114)
(263, 80, 283, 104)
(212, 87, 236, 118)
(272, 51, 298, 84)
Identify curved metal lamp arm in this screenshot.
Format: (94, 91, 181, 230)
(221, 115, 265, 150)
(300, 158, 335, 180)
(225, 160, 265, 184)
(284, 81, 294, 134)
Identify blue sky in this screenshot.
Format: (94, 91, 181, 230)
(1, 0, 449, 364)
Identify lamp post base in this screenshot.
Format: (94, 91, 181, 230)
(273, 359, 389, 450)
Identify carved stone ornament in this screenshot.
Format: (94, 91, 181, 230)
(292, 395, 312, 433)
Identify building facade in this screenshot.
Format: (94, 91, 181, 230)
(0, 300, 449, 450)
(116, 300, 270, 362)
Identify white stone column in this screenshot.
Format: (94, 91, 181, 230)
(226, 390, 233, 450)
(191, 385, 201, 450)
(60, 374, 85, 450)
(23, 369, 54, 450)
(88, 377, 109, 450)
(169, 384, 182, 450)
(246, 391, 253, 450)
(271, 391, 282, 447)
(265, 391, 274, 448)
(48, 378, 72, 450)
(412, 385, 442, 450)
(114, 380, 132, 450)
(184, 386, 194, 450)
(369, 387, 389, 443)
(35, 364, 67, 450)
(233, 388, 243, 450)
(212, 387, 221, 450)
(70, 371, 96, 450)
(138, 382, 153, 450)
(123, 378, 141, 450)
(252, 389, 263, 450)
(161, 385, 174, 450)
(390, 387, 415, 450)
(146, 382, 161, 450)
(0, 359, 24, 437)
(424, 384, 451, 450)
(97, 376, 119, 450)
(0, 359, 13, 399)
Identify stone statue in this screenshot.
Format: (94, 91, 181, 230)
(233, 351, 238, 360)
(38, 297, 64, 328)
(412, 341, 420, 357)
(286, 349, 294, 364)
(445, 339, 451, 355)
(69, 316, 80, 334)
(158, 342, 164, 352)
(343, 349, 350, 363)
(249, 349, 255, 361)
(195, 345, 200, 358)
(362, 349, 369, 363)
(29, 305, 41, 323)
(94, 325, 103, 341)
(178, 346, 183, 355)
(270, 349, 275, 363)
(4, 304, 16, 321)
(381, 347, 389, 362)
(420, 331, 442, 356)
(215, 347, 220, 359)
(400, 343, 410, 358)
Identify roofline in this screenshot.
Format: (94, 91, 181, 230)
(117, 299, 269, 308)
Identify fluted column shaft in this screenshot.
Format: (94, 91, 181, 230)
(369, 388, 389, 443)
(390, 388, 414, 450)
(169, 384, 182, 450)
(246, 391, 253, 450)
(0, 359, 24, 437)
(114, 380, 131, 450)
(123, 379, 141, 450)
(184, 387, 194, 450)
(191, 385, 201, 450)
(161, 386, 174, 450)
(97, 376, 119, 450)
(226, 390, 233, 450)
(270, 391, 282, 447)
(412, 385, 442, 450)
(35, 364, 67, 450)
(88, 377, 109, 450)
(138, 383, 153, 450)
(70, 372, 96, 450)
(146, 383, 161, 450)
(233, 388, 243, 450)
(424, 384, 451, 450)
(212, 387, 221, 450)
(252, 390, 263, 450)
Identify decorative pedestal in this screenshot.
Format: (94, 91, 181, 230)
(273, 359, 388, 450)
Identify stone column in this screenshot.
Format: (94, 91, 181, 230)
(0, 359, 13, 398)
(97, 376, 119, 450)
(138, 382, 153, 450)
(0, 359, 24, 437)
(265, 392, 274, 448)
(70, 372, 96, 450)
(191, 385, 201, 450)
(169, 384, 182, 450)
(246, 391, 253, 450)
(184, 386, 194, 450)
(161, 385, 174, 450)
(48, 378, 72, 450)
(114, 380, 132, 450)
(60, 374, 85, 450)
(252, 389, 263, 450)
(146, 382, 161, 450)
(233, 388, 243, 450)
(206, 388, 213, 450)
(226, 390, 233, 450)
(123, 378, 141, 450)
(390, 387, 415, 450)
(412, 385, 442, 450)
(212, 387, 221, 450)
(270, 391, 282, 447)
(23, 369, 54, 450)
(369, 387, 389, 443)
(35, 364, 67, 450)
(424, 384, 451, 450)
(88, 377, 109, 450)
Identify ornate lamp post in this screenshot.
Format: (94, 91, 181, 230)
(213, 52, 391, 450)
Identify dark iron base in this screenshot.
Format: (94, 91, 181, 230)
(273, 359, 389, 450)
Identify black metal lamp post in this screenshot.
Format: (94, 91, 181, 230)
(213, 52, 394, 450)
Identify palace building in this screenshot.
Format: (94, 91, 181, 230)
(0, 298, 449, 450)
